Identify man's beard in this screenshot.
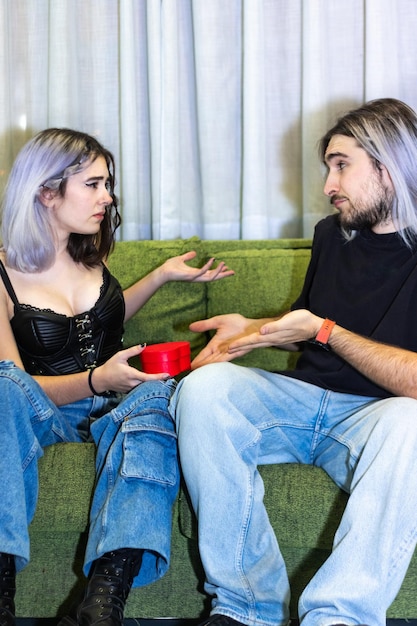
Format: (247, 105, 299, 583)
(334, 177, 394, 232)
(338, 196, 393, 231)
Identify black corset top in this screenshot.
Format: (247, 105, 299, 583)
(0, 261, 125, 375)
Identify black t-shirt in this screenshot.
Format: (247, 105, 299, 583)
(284, 214, 417, 398)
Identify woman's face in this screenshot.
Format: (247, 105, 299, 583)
(45, 155, 113, 242)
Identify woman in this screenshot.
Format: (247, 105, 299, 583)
(0, 128, 233, 626)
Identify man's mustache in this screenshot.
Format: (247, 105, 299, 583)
(330, 195, 346, 206)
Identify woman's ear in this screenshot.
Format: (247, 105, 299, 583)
(39, 187, 57, 206)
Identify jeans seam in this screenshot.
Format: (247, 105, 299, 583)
(235, 467, 256, 618)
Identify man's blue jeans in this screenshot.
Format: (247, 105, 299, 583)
(170, 362, 417, 626)
(0, 360, 179, 587)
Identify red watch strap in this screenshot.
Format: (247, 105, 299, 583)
(315, 318, 336, 345)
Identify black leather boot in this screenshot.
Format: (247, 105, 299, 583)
(0, 552, 16, 626)
(58, 548, 142, 626)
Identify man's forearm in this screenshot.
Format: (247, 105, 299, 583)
(328, 325, 417, 399)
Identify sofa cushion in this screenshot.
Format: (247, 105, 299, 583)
(204, 238, 312, 252)
(31, 443, 94, 532)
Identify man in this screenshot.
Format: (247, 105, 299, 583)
(170, 98, 417, 626)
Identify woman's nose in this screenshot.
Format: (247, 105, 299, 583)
(102, 188, 113, 204)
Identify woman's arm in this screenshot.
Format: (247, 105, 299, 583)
(123, 251, 234, 321)
(0, 292, 25, 368)
(35, 345, 171, 406)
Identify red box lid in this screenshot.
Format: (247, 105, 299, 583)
(140, 341, 191, 375)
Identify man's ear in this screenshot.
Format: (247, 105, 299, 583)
(376, 160, 394, 187)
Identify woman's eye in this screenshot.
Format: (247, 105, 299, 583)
(86, 182, 99, 189)
(105, 180, 112, 192)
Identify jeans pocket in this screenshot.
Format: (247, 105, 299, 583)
(121, 410, 178, 486)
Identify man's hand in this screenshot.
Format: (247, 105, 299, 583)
(190, 314, 271, 369)
(228, 309, 322, 354)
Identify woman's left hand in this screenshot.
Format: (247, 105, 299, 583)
(161, 251, 235, 282)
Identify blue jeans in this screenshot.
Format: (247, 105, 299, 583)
(0, 360, 179, 588)
(170, 362, 417, 626)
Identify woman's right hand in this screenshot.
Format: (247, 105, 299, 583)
(92, 345, 171, 394)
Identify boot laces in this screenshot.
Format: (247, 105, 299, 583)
(78, 549, 142, 624)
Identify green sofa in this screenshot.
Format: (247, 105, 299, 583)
(13, 237, 417, 622)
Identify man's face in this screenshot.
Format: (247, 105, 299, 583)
(323, 134, 395, 234)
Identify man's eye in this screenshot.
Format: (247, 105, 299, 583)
(337, 161, 346, 171)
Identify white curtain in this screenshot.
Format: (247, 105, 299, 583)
(1, 0, 417, 241)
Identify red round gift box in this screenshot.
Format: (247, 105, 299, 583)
(140, 341, 191, 376)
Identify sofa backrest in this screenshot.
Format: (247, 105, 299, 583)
(108, 238, 312, 372)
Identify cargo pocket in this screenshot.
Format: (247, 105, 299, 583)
(121, 409, 178, 486)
